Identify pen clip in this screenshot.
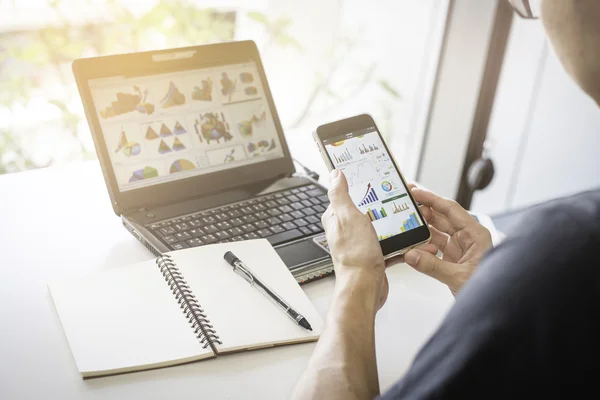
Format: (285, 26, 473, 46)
(233, 262, 254, 284)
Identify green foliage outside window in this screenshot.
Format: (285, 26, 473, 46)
(0, 0, 401, 174)
(0, 1, 236, 173)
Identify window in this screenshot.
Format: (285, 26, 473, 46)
(0, 0, 448, 179)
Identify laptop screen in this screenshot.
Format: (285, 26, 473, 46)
(88, 61, 285, 192)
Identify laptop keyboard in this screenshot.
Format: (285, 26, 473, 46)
(147, 184, 330, 251)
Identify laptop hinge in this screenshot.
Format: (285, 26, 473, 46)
(122, 172, 305, 218)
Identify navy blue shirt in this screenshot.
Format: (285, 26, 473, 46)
(380, 189, 600, 399)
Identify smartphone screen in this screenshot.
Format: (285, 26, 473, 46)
(322, 127, 425, 242)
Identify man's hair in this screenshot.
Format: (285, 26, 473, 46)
(541, 0, 600, 103)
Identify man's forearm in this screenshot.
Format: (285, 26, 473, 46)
(292, 272, 381, 400)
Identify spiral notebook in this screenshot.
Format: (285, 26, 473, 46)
(49, 239, 323, 378)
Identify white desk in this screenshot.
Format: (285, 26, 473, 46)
(0, 161, 453, 399)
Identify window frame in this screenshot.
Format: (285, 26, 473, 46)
(416, 0, 512, 204)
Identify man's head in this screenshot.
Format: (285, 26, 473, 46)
(509, 0, 600, 105)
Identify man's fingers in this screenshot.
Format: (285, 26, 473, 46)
(384, 243, 438, 267)
(428, 225, 450, 252)
(404, 249, 455, 286)
(411, 188, 472, 230)
(419, 205, 453, 233)
(420, 206, 456, 236)
(419, 205, 433, 222)
(321, 204, 334, 231)
(420, 205, 456, 235)
(418, 242, 440, 255)
(327, 170, 356, 215)
(407, 181, 431, 191)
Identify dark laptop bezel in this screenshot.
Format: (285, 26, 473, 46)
(73, 40, 295, 215)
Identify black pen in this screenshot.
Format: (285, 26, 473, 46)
(223, 251, 313, 331)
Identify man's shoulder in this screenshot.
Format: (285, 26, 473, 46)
(478, 188, 600, 287)
(536, 188, 600, 217)
(378, 190, 600, 400)
(509, 188, 600, 240)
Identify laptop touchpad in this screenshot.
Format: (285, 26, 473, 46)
(275, 239, 329, 269)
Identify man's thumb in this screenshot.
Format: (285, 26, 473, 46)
(327, 170, 353, 209)
(404, 249, 454, 286)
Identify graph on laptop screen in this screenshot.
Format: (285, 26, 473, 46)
(88, 62, 285, 192)
(324, 129, 423, 241)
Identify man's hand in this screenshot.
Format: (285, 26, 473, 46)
(322, 169, 388, 309)
(292, 169, 388, 400)
(398, 186, 493, 296)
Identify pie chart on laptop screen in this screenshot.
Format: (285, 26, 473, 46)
(170, 159, 195, 173)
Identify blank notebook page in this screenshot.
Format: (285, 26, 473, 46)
(49, 260, 213, 377)
(174, 240, 324, 353)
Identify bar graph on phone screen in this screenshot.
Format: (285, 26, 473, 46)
(324, 130, 424, 241)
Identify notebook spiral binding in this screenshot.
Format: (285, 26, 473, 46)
(156, 254, 222, 351)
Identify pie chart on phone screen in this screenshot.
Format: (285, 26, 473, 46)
(170, 159, 195, 173)
(381, 181, 393, 192)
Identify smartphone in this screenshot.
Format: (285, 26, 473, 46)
(313, 114, 431, 259)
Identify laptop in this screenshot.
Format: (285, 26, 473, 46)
(73, 40, 333, 284)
